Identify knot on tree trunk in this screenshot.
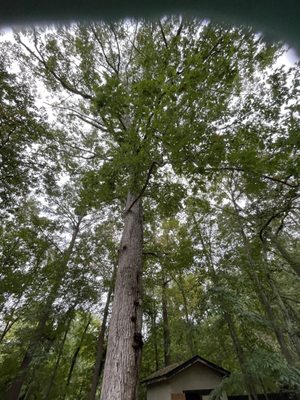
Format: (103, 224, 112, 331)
(132, 332, 143, 350)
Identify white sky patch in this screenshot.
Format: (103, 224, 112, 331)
(0, 26, 13, 38)
(276, 46, 299, 68)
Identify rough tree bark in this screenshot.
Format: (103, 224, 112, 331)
(88, 263, 117, 400)
(100, 193, 143, 400)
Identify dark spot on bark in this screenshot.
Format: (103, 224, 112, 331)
(131, 316, 137, 322)
(122, 245, 127, 250)
(132, 332, 143, 349)
(134, 300, 139, 307)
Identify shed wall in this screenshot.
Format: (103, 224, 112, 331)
(147, 381, 171, 400)
(146, 362, 228, 400)
(169, 363, 223, 392)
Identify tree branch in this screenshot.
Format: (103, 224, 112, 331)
(90, 25, 119, 75)
(205, 166, 299, 188)
(109, 23, 121, 74)
(17, 36, 93, 101)
(125, 161, 161, 214)
(158, 21, 169, 49)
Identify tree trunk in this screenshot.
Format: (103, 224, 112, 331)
(162, 279, 171, 367)
(173, 275, 195, 356)
(62, 316, 91, 400)
(45, 310, 74, 400)
(230, 196, 295, 365)
(22, 382, 32, 400)
(0, 316, 19, 344)
(88, 263, 117, 400)
(151, 301, 159, 371)
(3, 306, 50, 400)
(4, 216, 83, 400)
(4, 351, 32, 400)
(224, 312, 258, 400)
(100, 193, 143, 400)
(248, 268, 294, 364)
(0, 297, 21, 344)
(271, 235, 300, 277)
(192, 214, 258, 400)
(259, 377, 270, 400)
(265, 271, 300, 359)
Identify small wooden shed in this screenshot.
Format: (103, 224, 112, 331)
(142, 355, 230, 400)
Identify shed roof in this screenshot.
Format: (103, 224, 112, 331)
(142, 355, 230, 385)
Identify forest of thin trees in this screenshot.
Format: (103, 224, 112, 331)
(0, 17, 299, 400)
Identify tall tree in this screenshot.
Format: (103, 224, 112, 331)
(13, 19, 264, 398)
(4, 17, 298, 399)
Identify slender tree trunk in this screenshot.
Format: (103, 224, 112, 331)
(270, 235, 300, 277)
(173, 275, 195, 356)
(151, 301, 159, 371)
(192, 214, 258, 399)
(62, 316, 91, 400)
(162, 279, 171, 367)
(0, 297, 21, 344)
(0, 316, 19, 344)
(230, 196, 295, 365)
(4, 351, 32, 400)
(22, 382, 32, 400)
(45, 310, 74, 400)
(88, 263, 117, 400)
(100, 193, 143, 400)
(248, 267, 294, 364)
(4, 216, 83, 400)
(265, 272, 300, 358)
(224, 312, 258, 400)
(4, 307, 49, 400)
(259, 377, 270, 400)
(78, 379, 85, 398)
